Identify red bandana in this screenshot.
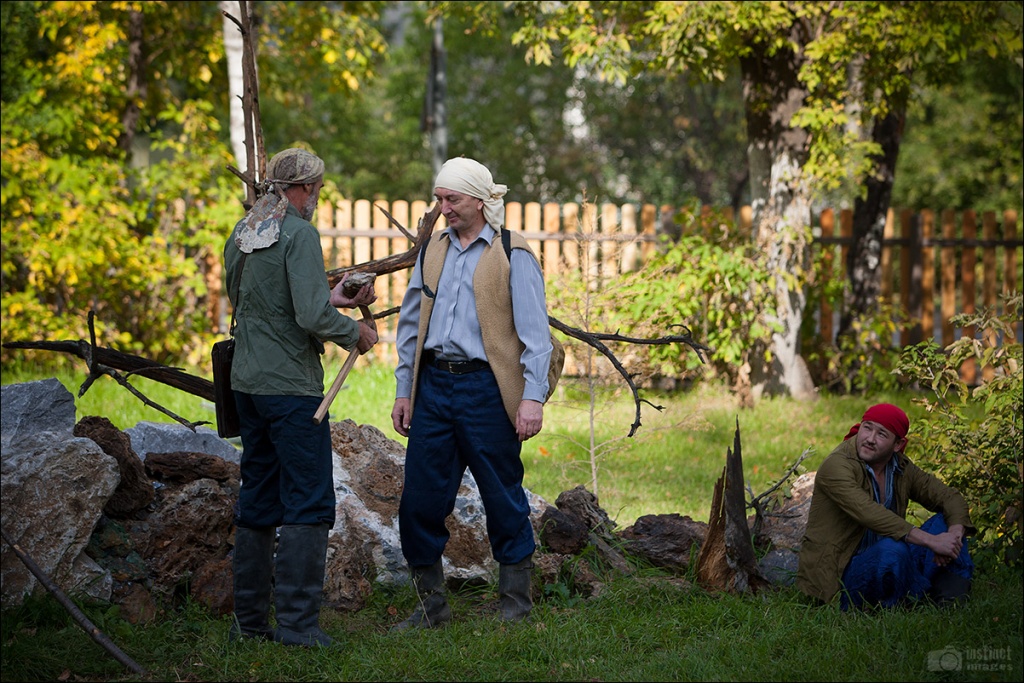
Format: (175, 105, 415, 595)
(844, 403, 910, 441)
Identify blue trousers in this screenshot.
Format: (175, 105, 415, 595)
(399, 364, 536, 567)
(233, 392, 336, 529)
(840, 513, 974, 610)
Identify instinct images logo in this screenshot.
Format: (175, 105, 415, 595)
(926, 645, 1012, 673)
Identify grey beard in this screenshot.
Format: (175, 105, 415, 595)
(301, 193, 318, 222)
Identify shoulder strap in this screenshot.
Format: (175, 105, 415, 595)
(229, 252, 248, 335)
(418, 234, 430, 271)
(419, 228, 516, 295)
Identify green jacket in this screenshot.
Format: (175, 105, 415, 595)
(795, 437, 974, 603)
(223, 204, 360, 397)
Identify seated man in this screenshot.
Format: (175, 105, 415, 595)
(796, 403, 975, 609)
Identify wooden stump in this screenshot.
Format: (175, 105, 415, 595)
(695, 419, 769, 593)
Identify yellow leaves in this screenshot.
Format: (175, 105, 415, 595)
(198, 65, 212, 83)
(525, 43, 554, 68)
(324, 49, 339, 66)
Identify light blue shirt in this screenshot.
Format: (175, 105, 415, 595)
(395, 224, 551, 403)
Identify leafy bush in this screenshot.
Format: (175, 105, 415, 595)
(807, 298, 909, 395)
(894, 293, 1023, 569)
(601, 206, 779, 389)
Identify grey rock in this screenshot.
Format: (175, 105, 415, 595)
(126, 421, 240, 464)
(1, 379, 77, 451)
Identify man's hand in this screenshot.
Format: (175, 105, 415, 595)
(331, 274, 377, 308)
(515, 399, 544, 442)
(355, 320, 378, 354)
(908, 525, 964, 566)
(392, 398, 412, 437)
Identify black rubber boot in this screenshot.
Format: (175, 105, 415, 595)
(272, 524, 334, 647)
(498, 554, 534, 622)
(391, 560, 452, 631)
(929, 571, 972, 607)
(229, 526, 276, 641)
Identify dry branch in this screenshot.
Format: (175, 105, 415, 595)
(0, 526, 147, 675)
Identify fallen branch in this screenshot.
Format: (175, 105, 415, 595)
(0, 526, 147, 676)
(747, 447, 813, 541)
(549, 317, 711, 437)
(324, 203, 441, 288)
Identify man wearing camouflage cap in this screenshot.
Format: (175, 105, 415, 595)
(224, 148, 378, 646)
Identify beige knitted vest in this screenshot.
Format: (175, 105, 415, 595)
(411, 230, 535, 423)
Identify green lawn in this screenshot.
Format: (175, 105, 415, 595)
(2, 361, 1020, 682)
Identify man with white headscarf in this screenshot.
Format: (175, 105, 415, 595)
(391, 156, 553, 630)
(224, 148, 378, 647)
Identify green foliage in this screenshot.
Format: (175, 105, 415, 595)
(807, 298, 909, 395)
(892, 56, 1024, 214)
(610, 208, 778, 387)
(893, 293, 1024, 569)
(1, 1, 240, 367)
(502, 1, 1023, 207)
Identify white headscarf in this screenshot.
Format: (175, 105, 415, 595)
(433, 157, 508, 229)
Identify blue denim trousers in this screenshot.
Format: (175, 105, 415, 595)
(840, 513, 974, 609)
(233, 392, 336, 529)
(399, 364, 536, 567)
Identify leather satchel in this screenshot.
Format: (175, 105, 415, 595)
(212, 252, 248, 439)
(211, 337, 239, 438)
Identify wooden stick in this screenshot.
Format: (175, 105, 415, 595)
(313, 347, 360, 425)
(0, 526, 147, 675)
(313, 304, 374, 425)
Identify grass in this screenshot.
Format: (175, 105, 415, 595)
(2, 360, 1022, 681)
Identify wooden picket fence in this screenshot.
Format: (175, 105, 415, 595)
(223, 199, 1023, 378)
(816, 207, 1021, 384)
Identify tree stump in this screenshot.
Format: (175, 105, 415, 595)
(695, 419, 769, 593)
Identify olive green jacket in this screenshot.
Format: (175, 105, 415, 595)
(796, 437, 974, 603)
(223, 204, 360, 397)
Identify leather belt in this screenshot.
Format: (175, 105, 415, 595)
(425, 351, 490, 375)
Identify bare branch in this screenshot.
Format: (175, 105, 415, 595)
(0, 527, 147, 676)
(548, 316, 711, 438)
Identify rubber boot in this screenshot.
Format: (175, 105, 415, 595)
(498, 554, 534, 622)
(929, 571, 972, 607)
(272, 524, 334, 647)
(229, 526, 276, 641)
(391, 560, 452, 631)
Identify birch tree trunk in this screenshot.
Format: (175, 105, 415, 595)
(740, 34, 817, 402)
(220, 0, 247, 175)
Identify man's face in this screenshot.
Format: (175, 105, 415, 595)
(435, 187, 484, 233)
(301, 179, 323, 222)
(855, 420, 906, 467)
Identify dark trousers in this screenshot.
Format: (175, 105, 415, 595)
(234, 392, 336, 528)
(840, 513, 974, 609)
(399, 364, 536, 567)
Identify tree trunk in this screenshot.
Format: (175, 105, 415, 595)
(695, 420, 768, 593)
(116, 8, 145, 156)
(220, 1, 248, 176)
(839, 106, 905, 341)
(740, 34, 817, 402)
(424, 17, 448, 183)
